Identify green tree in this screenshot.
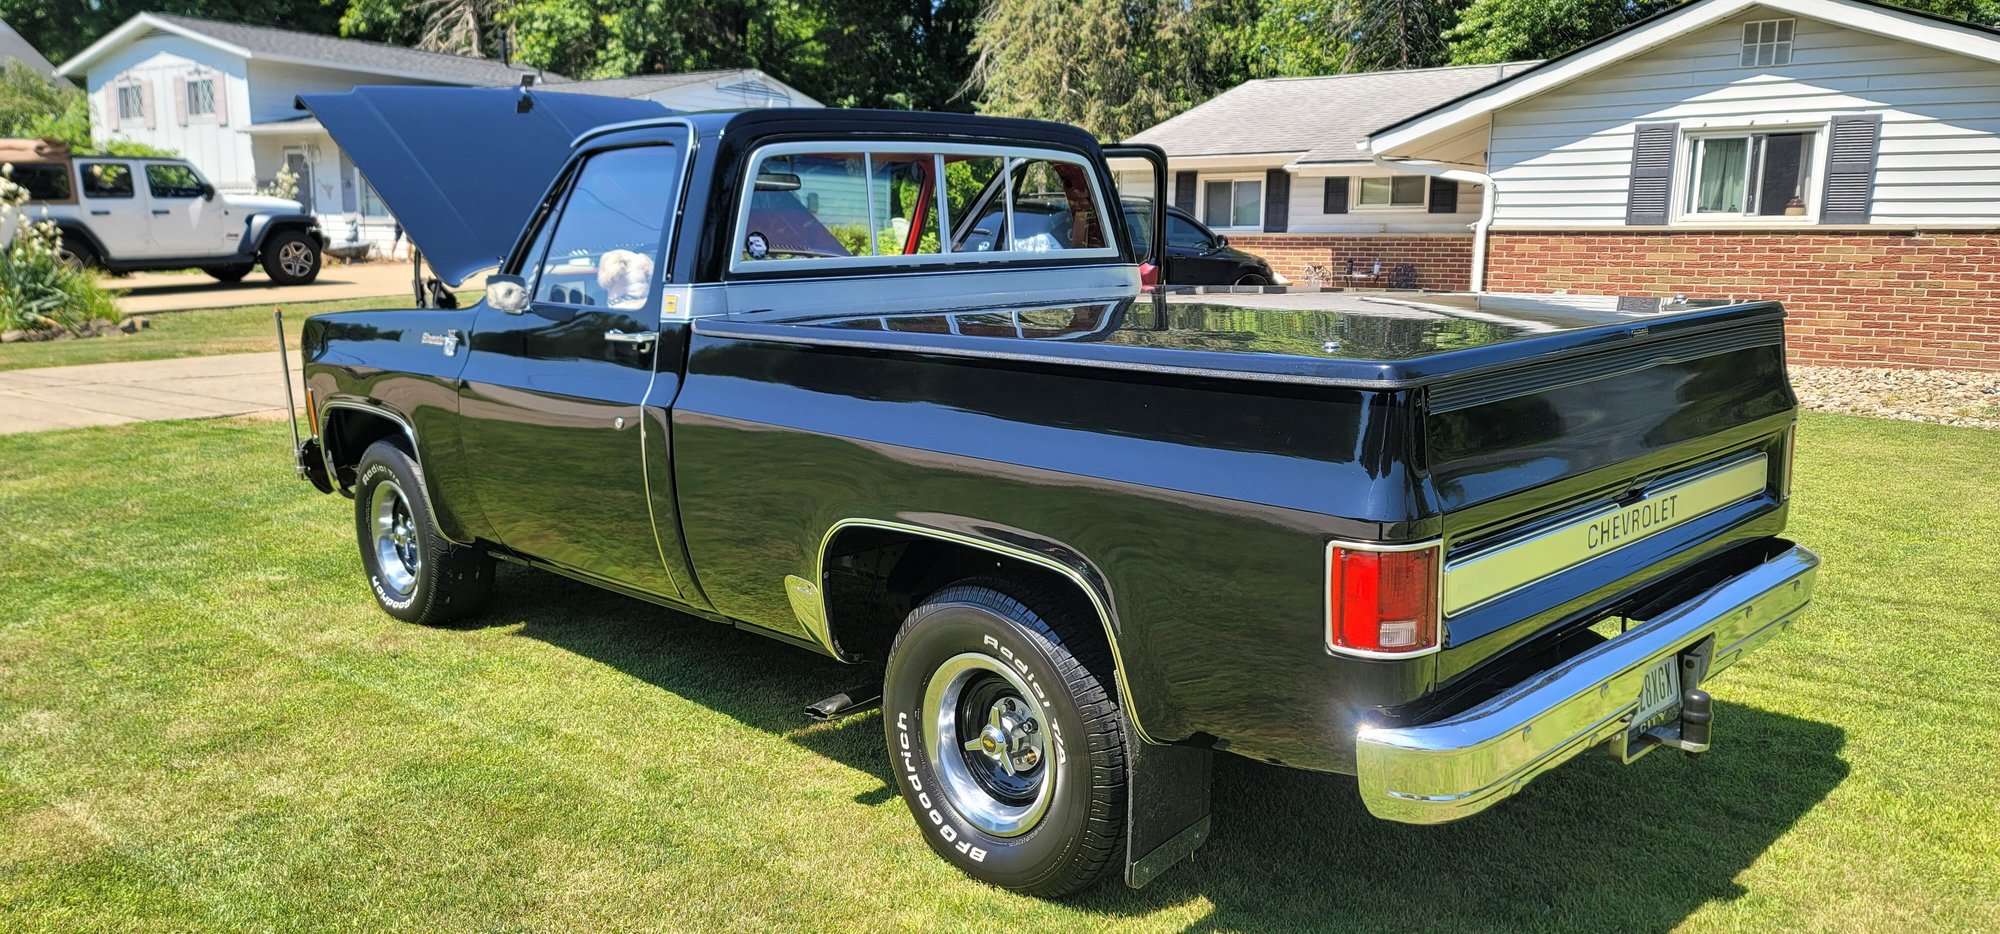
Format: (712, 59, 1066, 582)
(967, 0, 1252, 140)
(1341, 0, 1465, 70)
(0, 62, 173, 156)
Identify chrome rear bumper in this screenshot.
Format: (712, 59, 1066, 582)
(1354, 543, 1819, 824)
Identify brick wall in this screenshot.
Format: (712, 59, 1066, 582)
(1225, 234, 1475, 291)
(1487, 230, 2000, 370)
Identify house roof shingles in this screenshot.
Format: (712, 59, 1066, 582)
(144, 13, 564, 85)
(1127, 61, 1538, 164)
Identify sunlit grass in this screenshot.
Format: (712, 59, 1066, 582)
(0, 413, 1994, 930)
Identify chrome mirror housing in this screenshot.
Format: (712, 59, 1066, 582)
(487, 274, 530, 314)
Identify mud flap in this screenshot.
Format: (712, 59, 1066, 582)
(1122, 735, 1212, 889)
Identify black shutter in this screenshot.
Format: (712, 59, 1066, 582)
(1427, 177, 1458, 214)
(1625, 122, 1678, 226)
(1173, 171, 1197, 213)
(1820, 114, 1883, 225)
(1263, 169, 1290, 232)
(1323, 177, 1349, 214)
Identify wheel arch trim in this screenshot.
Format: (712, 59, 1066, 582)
(809, 517, 1155, 743)
(317, 397, 469, 545)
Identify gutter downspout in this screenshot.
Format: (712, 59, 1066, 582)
(1368, 153, 1495, 292)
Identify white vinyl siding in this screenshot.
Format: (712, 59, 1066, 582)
(1487, 7, 2000, 228)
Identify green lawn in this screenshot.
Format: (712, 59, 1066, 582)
(0, 294, 475, 373)
(0, 414, 1995, 931)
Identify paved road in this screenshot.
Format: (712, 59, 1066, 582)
(0, 352, 302, 435)
(111, 262, 443, 315)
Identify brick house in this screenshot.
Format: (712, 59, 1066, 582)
(1125, 63, 1536, 289)
(1365, 0, 2000, 369)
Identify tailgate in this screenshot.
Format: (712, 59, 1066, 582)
(1422, 309, 1796, 676)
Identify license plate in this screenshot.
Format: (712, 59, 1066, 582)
(1632, 655, 1682, 735)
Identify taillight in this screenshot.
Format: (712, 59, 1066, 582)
(1327, 543, 1441, 657)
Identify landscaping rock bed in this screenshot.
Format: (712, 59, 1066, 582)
(1, 316, 149, 343)
(1791, 365, 2000, 429)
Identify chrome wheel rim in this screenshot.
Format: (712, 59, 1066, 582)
(278, 241, 313, 277)
(370, 480, 419, 596)
(924, 652, 1055, 837)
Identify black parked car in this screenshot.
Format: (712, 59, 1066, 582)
(1122, 199, 1275, 285)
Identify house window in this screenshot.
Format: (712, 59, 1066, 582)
(186, 78, 215, 117)
(358, 173, 391, 218)
(117, 85, 145, 121)
(1357, 175, 1426, 208)
(1741, 19, 1794, 67)
(1686, 130, 1816, 217)
(1201, 177, 1260, 228)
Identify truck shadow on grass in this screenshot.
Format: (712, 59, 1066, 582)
(500, 565, 1846, 932)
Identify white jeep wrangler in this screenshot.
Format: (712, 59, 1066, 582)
(5, 141, 324, 285)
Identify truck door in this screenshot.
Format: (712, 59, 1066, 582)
(455, 140, 691, 600)
(75, 160, 149, 258)
(142, 163, 230, 256)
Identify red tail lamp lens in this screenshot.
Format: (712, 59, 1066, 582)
(1328, 545, 1440, 654)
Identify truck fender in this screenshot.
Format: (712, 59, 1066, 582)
(244, 213, 326, 254)
(51, 221, 107, 259)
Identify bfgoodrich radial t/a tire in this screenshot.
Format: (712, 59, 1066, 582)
(883, 580, 1128, 896)
(352, 440, 494, 626)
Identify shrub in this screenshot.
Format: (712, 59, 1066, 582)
(0, 166, 121, 334)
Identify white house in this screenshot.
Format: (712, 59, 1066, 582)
(1126, 63, 1537, 288)
(56, 13, 818, 256)
(1365, 0, 2000, 370)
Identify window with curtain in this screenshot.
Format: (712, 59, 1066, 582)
(1357, 175, 1426, 207)
(1201, 178, 1260, 228)
(1687, 131, 1815, 216)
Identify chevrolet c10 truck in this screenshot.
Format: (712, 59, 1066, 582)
(288, 88, 1819, 896)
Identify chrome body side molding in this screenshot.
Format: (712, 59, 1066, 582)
(317, 397, 469, 545)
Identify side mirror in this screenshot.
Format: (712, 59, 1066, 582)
(1214, 235, 1229, 248)
(487, 274, 530, 314)
(200, 183, 215, 201)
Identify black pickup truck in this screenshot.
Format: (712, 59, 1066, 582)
(289, 88, 1820, 896)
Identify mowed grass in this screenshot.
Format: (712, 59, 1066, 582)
(0, 413, 1995, 931)
(0, 294, 476, 373)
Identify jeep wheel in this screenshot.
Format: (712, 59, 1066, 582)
(204, 263, 254, 283)
(353, 440, 494, 625)
(58, 239, 100, 271)
(883, 580, 1127, 896)
(263, 230, 322, 285)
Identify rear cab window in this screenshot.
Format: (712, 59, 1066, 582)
(732, 142, 1117, 274)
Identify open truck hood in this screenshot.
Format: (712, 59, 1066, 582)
(296, 86, 673, 286)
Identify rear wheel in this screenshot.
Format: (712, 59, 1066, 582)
(1234, 273, 1268, 286)
(883, 580, 1127, 896)
(262, 230, 322, 285)
(352, 440, 494, 625)
(204, 263, 254, 283)
(58, 238, 100, 271)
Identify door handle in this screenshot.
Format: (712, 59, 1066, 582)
(151, 210, 169, 215)
(604, 329, 659, 346)
(90, 209, 110, 216)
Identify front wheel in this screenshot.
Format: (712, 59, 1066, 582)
(883, 580, 1127, 896)
(352, 440, 494, 625)
(262, 230, 322, 285)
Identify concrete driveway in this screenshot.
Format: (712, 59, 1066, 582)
(0, 352, 302, 434)
(111, 261, 435, 314)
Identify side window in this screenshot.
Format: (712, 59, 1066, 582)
(11, 164, 73, 202)
(1166, 214, 1210, 250)
(80, 162, 134, 199)
(1008, 158, 1107, 252)
(146, 164, 204, 198)
(946, 155, 1005, 253)
(742, 152, 871, 262)
(529, 146, 678, 309)
(868, 153, 941, 257)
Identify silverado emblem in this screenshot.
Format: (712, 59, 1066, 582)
(420, 331, 460, 356)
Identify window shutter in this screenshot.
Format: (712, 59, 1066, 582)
(1625, 122, 1677, 226)
(104, 87, 119, 130)
(1263, 169, 1290, 232)
(1820, 114, 1883, 225)
(1173, 171, 1196, 213)
(174, 77, 188, 126)
(139, 81, 155, 130)
(1323, 177, 1349, 214)
(1427, 177, 1458, 214)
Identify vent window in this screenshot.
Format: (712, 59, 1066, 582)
(1741, 19, 1794, 67)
